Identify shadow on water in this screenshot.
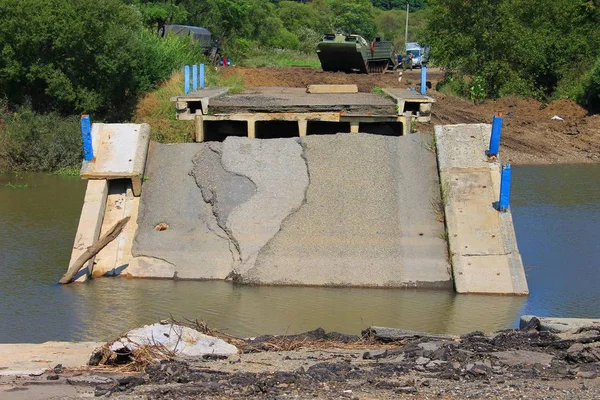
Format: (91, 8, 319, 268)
(0, 165, 598, 343)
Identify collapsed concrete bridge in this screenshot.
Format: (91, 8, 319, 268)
(66, 86, 528, 295)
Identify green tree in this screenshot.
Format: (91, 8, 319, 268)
(425, 0, 600, 100)
(128, 0, 188, 32)
(0, 0, 143, 118)
(331, 0, 377, 38)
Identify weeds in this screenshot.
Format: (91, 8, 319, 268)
(4, 182, 29, 189)
(54, 165, 80, 176)
(371, 87, 384, 95)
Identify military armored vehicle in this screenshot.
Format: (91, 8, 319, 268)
(317, 33, 397, 74)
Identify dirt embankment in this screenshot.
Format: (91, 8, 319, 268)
(220, 67, 600, 165)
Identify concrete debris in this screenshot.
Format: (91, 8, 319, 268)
(109, 323, 238, 357)
(520, 315, 600, 333)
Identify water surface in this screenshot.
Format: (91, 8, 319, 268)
(0, 165, 598, 343)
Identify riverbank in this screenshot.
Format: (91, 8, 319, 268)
(2, 319, 600, 399)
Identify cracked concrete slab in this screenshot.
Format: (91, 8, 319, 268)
(244, 133, 451, 287)
(220, 137, 309, 271)
(129, 142, 233, 279)
(129, 135, 450, 287)
(191, 142, 256, 259)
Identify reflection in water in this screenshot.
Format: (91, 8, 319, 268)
(70, 280, 525, 341)
(0, 165, 598, 343)
(511, 164, 600, 319)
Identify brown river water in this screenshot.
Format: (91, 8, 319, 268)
(0, 165, 598, 343)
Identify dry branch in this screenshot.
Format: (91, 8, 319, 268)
(59, 216, 130, 284)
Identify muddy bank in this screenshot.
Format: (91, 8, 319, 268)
(3, 322, 600, 399)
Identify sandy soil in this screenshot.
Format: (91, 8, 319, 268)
(220, 67, 600, 165)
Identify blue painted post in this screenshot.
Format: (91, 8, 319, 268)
(184, 65, 190, 94)
(192, 64, 198, 91)
(80, 114, 93, 161)
(421, 65, 427, 95)
(498, 164, 512, 212)
(200, 63, 205, 89)
(488, 113, 503, 157)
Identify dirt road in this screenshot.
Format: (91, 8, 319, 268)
(220, 67, 600, 165)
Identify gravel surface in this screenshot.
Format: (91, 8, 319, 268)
(5, 325, 600, 399)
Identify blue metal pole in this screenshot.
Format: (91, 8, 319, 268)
(184, 65, 190, 94)
(81, 114, 93, 161)
(421, 65, 427, 95)
(192, 64, 198, 91)
(498, 164, 512, 212)
(200, 63, 205, 89)
(488, 113, 503, 156)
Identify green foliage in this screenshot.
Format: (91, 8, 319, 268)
(135, 30, 206, 94)
(579, 58, 600, 113)
(371, 0, 428, 11)
(469, 76, 487, 104)
(128, 0, 187, 31)
(331, 0, 377, 39)
(425, 0, 600, 104)
(0, 0, 142, 119)
(0, 0, 204, 121)
(0, 106, 81, 172)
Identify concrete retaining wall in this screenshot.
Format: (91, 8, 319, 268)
(435, 124, 528, 295)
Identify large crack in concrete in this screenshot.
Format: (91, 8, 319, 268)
(190, 142, 257, 266)
(219, 137, 310, 275)
(131, 143, 235, 280)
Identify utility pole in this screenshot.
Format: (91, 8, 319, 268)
(404, 2, 409, 51)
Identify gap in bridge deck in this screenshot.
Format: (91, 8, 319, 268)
(307, 121, 350, 135)
(255, 121, 299, 139)
(204, 121, 248, 142)
(359, 122, 403, 137)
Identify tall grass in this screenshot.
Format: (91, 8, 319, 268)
(136, 30, 208, 94)
(234, 47, 320, 69)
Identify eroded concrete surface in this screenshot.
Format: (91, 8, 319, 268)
(129, 134, 451, 287)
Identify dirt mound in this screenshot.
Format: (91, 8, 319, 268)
(220, 66, 445, 92)
(427, 93, 600, 165)
(219, 66, 599, 164)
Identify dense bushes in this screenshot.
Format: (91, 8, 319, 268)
(579, 59, 600, 113)
(0, 105, 81, 172)
(0, 0, 205, 121)
(425, 0, 600, 104)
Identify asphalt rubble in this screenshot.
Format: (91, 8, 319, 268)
(7, 318, 600, 399)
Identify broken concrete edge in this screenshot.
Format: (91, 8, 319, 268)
(171, 87, 231, 118)
(434, 124, 528, 295)
(67, 180, 109, 283)
(79, 123, 152, 197)
(520, 316, 600, 333)
(381, 87, 435, 118)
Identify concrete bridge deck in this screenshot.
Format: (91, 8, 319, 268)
(172, 86, 435, 138)
(126, 134, 452, 288)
